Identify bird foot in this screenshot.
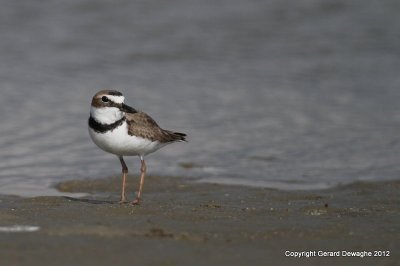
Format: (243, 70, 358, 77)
(131, 198, 141, 205)
(118, 198, 128, 204)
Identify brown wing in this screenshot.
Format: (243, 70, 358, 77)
(126, 112, 186, 143)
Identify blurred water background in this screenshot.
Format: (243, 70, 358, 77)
(0, 0, 400, 196)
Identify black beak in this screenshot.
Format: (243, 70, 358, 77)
(120, 103, 137, 113)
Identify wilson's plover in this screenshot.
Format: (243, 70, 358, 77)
(88, 90, 186, 205)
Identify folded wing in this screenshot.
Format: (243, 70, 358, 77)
(126, 112, 186, 143)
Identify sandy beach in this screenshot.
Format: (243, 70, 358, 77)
(0, 176, 398, 266)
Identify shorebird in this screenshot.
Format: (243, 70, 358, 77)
(88, 90, 186, 205)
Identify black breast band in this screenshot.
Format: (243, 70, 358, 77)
(88, 116, 126, 133)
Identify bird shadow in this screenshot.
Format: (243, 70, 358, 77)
(63, 196, 115, 205)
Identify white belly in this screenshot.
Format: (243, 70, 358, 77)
(88, 121, 165, 156)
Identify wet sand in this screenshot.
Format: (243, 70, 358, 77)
(0, 176, 399, 266)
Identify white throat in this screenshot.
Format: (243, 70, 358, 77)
(90, 106, 124, 124)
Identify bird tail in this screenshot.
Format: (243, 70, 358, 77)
(172, 132, 187, 142)
(163, 130, 187, 142)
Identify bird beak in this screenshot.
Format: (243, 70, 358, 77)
(120, 103, 137, 113)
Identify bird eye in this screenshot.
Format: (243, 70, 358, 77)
(101, 96, 109, 102)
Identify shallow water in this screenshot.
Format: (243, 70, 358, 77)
(0, 0, 400, 196)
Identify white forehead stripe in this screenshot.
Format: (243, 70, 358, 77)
(107, 95, 125, 104)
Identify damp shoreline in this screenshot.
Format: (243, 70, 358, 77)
(0, 175, 398, 265)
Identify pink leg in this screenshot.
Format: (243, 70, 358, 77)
(132, 157, 146, 205)
(119, 156, 128, 204)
